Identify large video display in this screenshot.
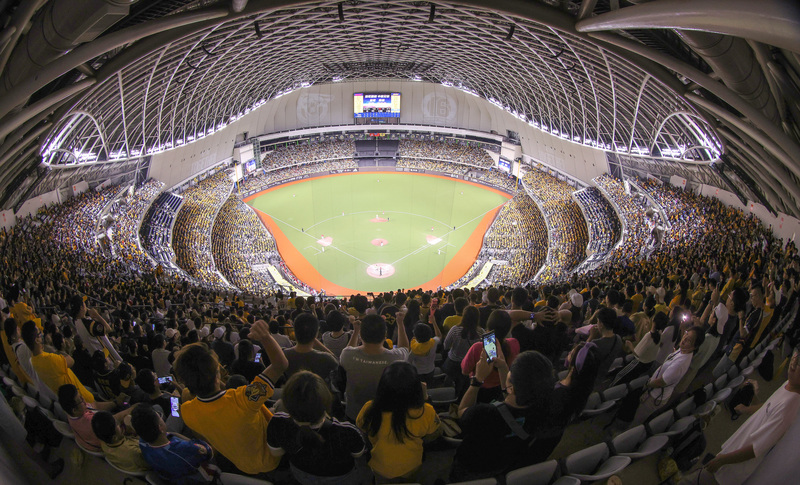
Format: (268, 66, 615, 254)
(354, 93, 401, 118)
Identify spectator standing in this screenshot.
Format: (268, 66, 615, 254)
(339, 313, 410, 421)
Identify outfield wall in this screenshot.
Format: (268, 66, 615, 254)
(150, 81, 608, 189)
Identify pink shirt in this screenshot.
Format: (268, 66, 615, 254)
(461, 338, 520, 389)
(69, 407, 101, 451)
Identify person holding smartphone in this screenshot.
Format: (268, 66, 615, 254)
(460, 310, 520, 403)
(453, 350, 555, 481)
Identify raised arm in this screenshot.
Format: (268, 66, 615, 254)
(347, 319, 361, 348)
(250, 320, 288, 383)
(396, 311, 409, 349)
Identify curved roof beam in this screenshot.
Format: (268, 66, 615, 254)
(575, 0, 800, 54)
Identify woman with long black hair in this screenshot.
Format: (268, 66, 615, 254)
(356, 361, 441, 483)
(442, 305, 483, 396)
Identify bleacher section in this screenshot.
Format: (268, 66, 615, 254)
(522, 168, 589, 282)
(140, 191, 183, 266)
(172, 172, 234, 287)
(573, 187, 622, 270)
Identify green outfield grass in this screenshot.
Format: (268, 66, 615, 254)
(246, 172, 509, 293)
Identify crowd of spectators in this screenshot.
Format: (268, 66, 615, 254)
(140, 191, 182, 266)
(172, 172, 234, 287)
(2, 156, 800, 485)
(259, 140, 353, 171)
(574, 186, 622, 257)
(522, 168, 588, 282)
(50, 186, 118, 255)
(594, 174, 652, 264)
(481, 192, 548, 285)
(109, 179, 164, 271)
(239, 159, 357, 194)
(398, 139, 495, 168)
(212, 196, 279, 294)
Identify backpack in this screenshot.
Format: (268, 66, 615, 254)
(758, 350, 774, 381)
(726, 382, 755, 420)
(671, 419, 706, 472)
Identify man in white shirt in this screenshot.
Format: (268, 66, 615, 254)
(680, 348, 800, 485)
(630, 326, 704, 427)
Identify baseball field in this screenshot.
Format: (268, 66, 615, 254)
(244, 172, 511, 294)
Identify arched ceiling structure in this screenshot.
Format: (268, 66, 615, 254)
(0, 0, 798, 216)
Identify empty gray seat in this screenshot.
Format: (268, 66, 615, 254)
(611, 424, 669, 459)
(506, 460, 558, 485)
(645, 410, 674, 436)
(674, 397, 696, 418)
(563, 443, 631, 482)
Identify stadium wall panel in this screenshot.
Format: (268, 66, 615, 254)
(149, 81, 608, 189)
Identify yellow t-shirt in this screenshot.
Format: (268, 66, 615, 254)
(31, 352, 95, 403)
(180, 373, 279, 475)
(442, 315, 462, 337)
(11, 302, 42, 330)
(410, 338, 436, 357)
(357, 402, 440, 478)
(630, 294, 644, 313)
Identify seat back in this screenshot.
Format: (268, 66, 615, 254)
(713, 375, 727, 391)
(583, 392, 601, 411)
(506, 459, 558, 485)
(610, 425, 646, 454)
(53, 401, 69, 421)
(600, 384, 627, 402)
(727, 366, 739, 380)
(627, 375, 649, 392)
(674, 397, 695, 418)
(645, 410, 674, 435)
(564, 443, 609, 475)
(711, 357, 732, 378)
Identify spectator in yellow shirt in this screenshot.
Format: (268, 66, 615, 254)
(357, 361, 441, 482)
(22, 321, 96, 404)
(175, 320, 288, 476)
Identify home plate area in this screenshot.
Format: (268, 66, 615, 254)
(426, 234, 442, 244)
(371, 238, 388, 246)
(317, 236, 332, 246)
(367, 263, 395, 278)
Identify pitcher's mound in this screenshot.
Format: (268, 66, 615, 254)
(317, 236, 332, 246)
(371, 238, 388, 246)
(426, 234, 442, 244)
(367, 263, 395, 279)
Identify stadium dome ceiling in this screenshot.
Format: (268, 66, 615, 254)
(0, 0, 799, 217)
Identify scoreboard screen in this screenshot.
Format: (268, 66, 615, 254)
(354, 93, 401, 118)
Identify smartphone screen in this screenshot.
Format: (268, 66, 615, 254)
(255, 352, 262, 362)
(170, 396, 180, 418)
(158, 376, 173, 385)
(483, 332, 497, 362)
